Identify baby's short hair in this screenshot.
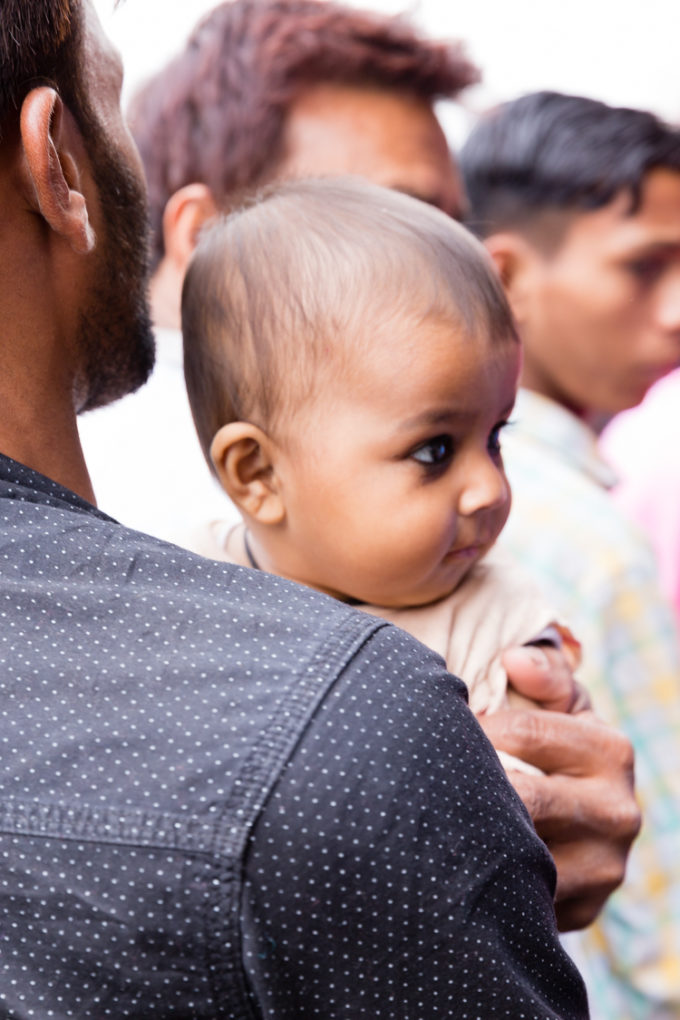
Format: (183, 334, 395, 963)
(182, 177, 518, 470)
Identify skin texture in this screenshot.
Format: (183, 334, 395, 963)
(51, 1, 153, 414)
(278, 83, 465, 218)
(493, 168, 680, 418)
(0, 1, 153, 500)
(218, 320, 518, 608)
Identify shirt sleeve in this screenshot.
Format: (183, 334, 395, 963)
(241, 623, 588, 1019)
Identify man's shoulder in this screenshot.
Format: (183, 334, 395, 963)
(1, 456, 476, 717)
(499, 418, 668, 641)
(9, 478, 352, 608)
(1, 453, 380, 661)
(503, 422, 607, 508)
(502, 404, 650, 563)
(2, 455, 458, 821)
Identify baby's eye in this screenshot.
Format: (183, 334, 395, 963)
(411, 435, 454, 468)
(488, 420, 510, 458)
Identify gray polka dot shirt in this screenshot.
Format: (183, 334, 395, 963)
(0, 455, 587, 1018)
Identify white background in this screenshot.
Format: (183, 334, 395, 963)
(94, 0, 680, 147)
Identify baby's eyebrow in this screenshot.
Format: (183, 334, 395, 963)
(398, 408, 468, 431)
(399, 400, 516, 432)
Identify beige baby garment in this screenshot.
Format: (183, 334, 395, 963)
(189, 520, 581, 773)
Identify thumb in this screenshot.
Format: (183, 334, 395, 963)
(501, 644, 589, 713)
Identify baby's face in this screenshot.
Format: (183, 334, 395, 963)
(273, 315, 520, 608)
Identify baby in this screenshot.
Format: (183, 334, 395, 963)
(181, 177, 579, 766)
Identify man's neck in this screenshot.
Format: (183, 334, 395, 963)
(519, 367, 587, 422)
(584, 409, 615, 436)
(150, 258, 182, 330)
(0, 344, 96, 503)
(519, 381, 612, 436)
(0, 401, 95, 503)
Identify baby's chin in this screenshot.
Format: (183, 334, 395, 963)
(342, 567, 479, 611)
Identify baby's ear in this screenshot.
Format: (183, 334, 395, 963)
(210, 422, 285, 525)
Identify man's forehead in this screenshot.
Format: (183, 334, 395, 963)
(279, 82, 463, 218)
(549, 169, 680, 257)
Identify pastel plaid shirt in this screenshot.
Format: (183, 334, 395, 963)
(499, 388, 680, 1020)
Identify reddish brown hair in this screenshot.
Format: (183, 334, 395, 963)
(129, 0, 478, 267)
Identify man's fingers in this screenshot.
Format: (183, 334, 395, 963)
(479, 706, 633, 777)
(506, 767, 641, 842)
(499, 740, 640, 933)
(554, 886, 617, 932)
(479, 701, 640, 932)
(551, 836, 631, 904)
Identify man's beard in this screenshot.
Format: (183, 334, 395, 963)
(76, 125, 156, 413)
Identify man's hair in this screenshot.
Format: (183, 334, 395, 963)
(129, 0, 478, 267)
(182, 177, 518, 472)
(461, 90, 680, 240)
(0, 0, 84, 137)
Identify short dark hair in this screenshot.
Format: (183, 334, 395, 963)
(0, 0, 85, 137)
(182, 177, 518, 472)
(460, 90, 680, 239)
(129, 0, 478, 267)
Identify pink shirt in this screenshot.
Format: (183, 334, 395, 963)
(600, 368, 680, 624)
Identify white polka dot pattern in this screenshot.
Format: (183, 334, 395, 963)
(0, 455, 588, 1018)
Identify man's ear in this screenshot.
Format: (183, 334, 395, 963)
(211, 422, 285, 525)
(19, 86, 95, 255)
(484, 232, 540, 327)
(162, 184, 219, 272)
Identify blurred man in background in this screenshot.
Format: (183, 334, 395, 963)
(461, 89, 680, 1020)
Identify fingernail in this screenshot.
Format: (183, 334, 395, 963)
(520, 645, 550, 672)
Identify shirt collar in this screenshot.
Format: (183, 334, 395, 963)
(512, 389, 618, 490)
(0, 451, 112, 517)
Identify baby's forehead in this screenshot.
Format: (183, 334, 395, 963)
(338, 301, 506, 357)
(272, 304, 518, 448)
(266, 259, 518, 421)
(317, 306, 515, 389)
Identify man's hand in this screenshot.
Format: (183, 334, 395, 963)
(481, 645, 640, 931)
